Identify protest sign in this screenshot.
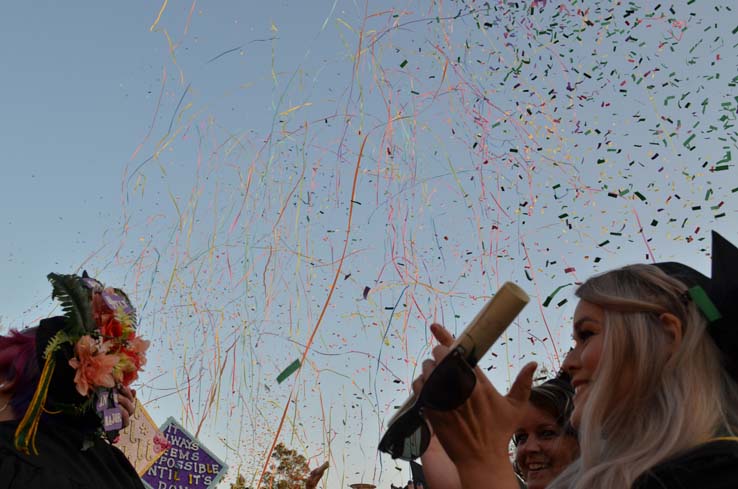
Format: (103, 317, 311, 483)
(142, 417, 228, 489)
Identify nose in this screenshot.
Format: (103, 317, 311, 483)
(562, 346, 579, 376)
(518, 435, 542, 455)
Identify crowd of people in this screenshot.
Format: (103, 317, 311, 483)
(2, 232, 737, 489)
(410, 231, 738, 488)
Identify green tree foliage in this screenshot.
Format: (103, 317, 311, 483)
(262, 443, 310, 489)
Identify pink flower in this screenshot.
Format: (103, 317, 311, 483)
(68, 335, 119, 396)
(153, 433, 171, 453)
(128, 337, 149, 364)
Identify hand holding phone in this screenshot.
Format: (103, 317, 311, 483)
(378, 282, 530, 460)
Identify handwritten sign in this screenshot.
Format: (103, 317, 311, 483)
(116, 400, 169, 476)
(142, 417, 228, 489)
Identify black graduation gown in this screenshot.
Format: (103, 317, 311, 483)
(0, 419, 145, 489)
(634, 440, 738, 489)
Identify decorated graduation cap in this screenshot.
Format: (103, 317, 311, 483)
(655, 231, 738, 381)
(15, 272, 149, 454)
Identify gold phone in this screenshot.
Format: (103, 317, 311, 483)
(379, 282, 530, 459)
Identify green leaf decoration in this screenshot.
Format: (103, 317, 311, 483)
(42, 329, 72, 361)
(47, 273, 96, 336)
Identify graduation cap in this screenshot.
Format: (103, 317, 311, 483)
(655, 231, 738, 381)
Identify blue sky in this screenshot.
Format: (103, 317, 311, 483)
(2, 1, 737, 487)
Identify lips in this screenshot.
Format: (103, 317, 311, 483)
(524, 457, 552, 475)
(571, 379, 589, 397)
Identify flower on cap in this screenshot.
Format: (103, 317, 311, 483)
(69, 335, 119, 397)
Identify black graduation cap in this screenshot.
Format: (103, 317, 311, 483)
(655, 231, 738, 380)
(35, 317, 100, 430)
(36, 317, 87, 407)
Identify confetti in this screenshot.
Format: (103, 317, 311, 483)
(276, 359, 301, 384)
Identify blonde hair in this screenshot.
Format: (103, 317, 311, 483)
(548, 264, 738, 489)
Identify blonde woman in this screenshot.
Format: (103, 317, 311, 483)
(415, 231, 738, 489)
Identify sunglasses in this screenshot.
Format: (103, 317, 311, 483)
(378, 348, 477, 460)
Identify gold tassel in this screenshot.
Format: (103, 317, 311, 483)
(14, 353, 56, 455)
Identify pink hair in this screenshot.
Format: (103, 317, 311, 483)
(0, 328, 40, 417)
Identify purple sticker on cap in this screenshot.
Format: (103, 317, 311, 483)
(102, 288, 135, 316)
(82, 277, 104, 292)
(96, 393, 109, 413)
(103, 407, 124, 431)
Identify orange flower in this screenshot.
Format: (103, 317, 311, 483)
(115, 336, 150, 386)
(100, 315, 123, 338)
(92, 290, 128, 339)
(68, 335, 119, 396)
(128, 336, 150, 365)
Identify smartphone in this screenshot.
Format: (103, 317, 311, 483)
(446, 281, 530, 367)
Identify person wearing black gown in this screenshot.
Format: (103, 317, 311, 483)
(0, 273, 146, 489)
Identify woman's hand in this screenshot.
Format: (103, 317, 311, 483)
(305, 461, 329, 489)
(413, 324, 536, 488)
(118, 385, 136, 429)
(420, 434, 462, 489)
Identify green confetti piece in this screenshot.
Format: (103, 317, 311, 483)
(543, 283, 571, 308)
(277, 359, 301, 384)
(400, 60, 408, 68)
(599, 240, 610, 247)
(634, 191, 646, 201)
(731, 187, 738, 193)
(733, 25, 738, 35)
(688, 286, 722, 322)
(683, 134, 696, 149)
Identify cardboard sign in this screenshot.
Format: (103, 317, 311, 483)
(116, 400, 169, 476)
(142, 417, 228, 489)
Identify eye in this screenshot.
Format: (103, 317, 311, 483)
(575, 329, 594, 343)
(539, 429, 559, 440)
(513, 433, 528, 446)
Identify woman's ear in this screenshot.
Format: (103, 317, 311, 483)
(659, 312, 683, 355)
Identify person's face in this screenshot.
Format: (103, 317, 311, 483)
(562, 300, 604, 428)
(514, 404, 578, 489)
